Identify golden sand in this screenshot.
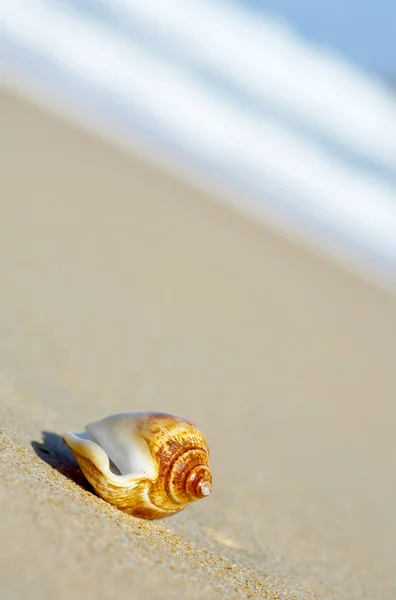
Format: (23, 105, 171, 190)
(0, 88, 395, 599)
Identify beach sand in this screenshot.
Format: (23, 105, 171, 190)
(0, 88, 395, 600)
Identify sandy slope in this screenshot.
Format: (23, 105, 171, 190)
(0, 88, 395, 600)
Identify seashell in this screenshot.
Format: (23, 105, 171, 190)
(63, 411, 212, 520)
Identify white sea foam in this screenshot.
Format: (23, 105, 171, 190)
(106, 0, 396, 172)
(1, 0, 396, 286)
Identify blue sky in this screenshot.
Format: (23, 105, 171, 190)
(240, 0, 396, 79)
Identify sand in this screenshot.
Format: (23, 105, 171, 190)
(0, 87, 395, 600)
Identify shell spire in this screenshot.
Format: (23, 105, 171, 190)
(63, 411, 212, 520)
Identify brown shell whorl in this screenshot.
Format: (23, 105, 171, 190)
(165, 448, 212, 504)
(138, 412, 212, 511)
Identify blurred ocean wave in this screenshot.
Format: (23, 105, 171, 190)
(1, 0, 396, 287)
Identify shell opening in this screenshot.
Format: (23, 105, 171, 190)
(85, 416, 157, 479)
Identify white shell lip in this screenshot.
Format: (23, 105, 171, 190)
(64, 412, 158, 481)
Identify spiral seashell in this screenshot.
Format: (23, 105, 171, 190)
(63, 411, 212, 520)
